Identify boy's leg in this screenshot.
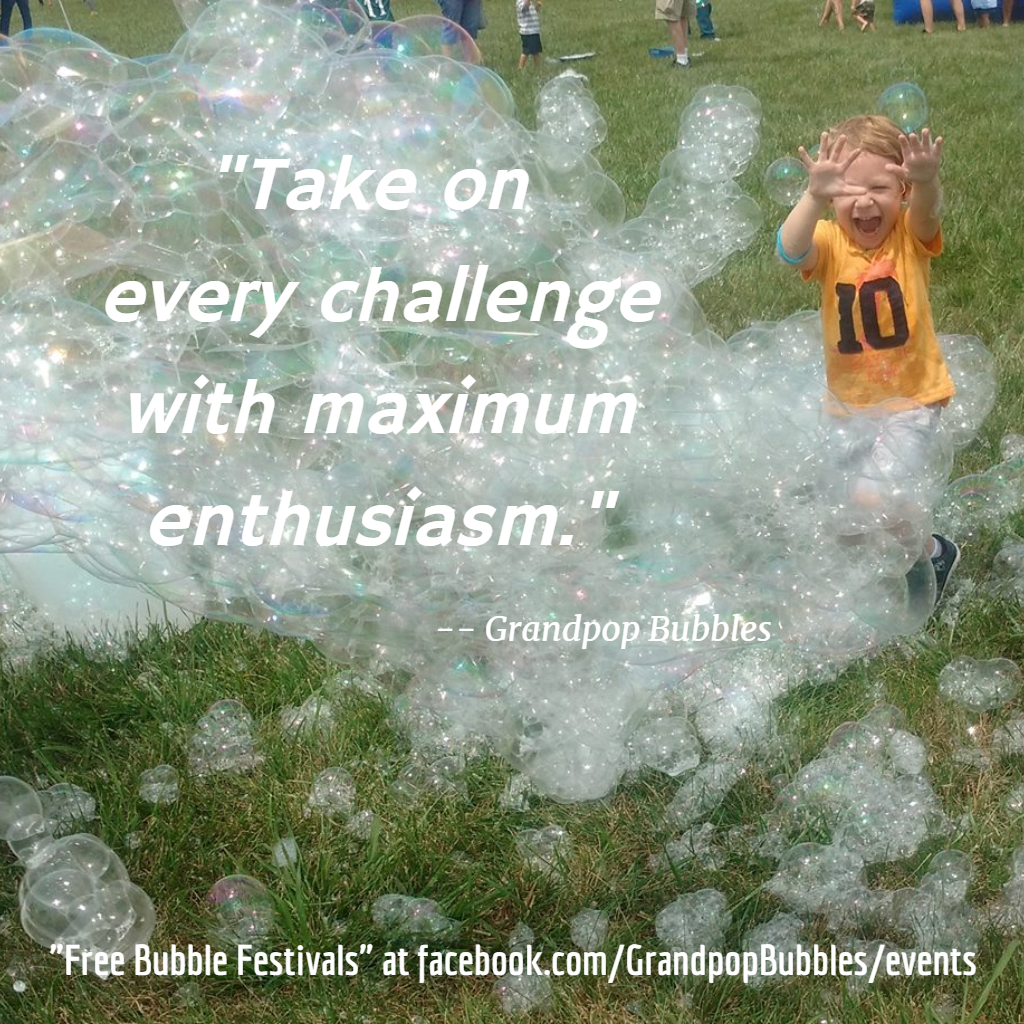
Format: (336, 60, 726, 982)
(1003, 0, 1013, 24)
(978, 10, 991, 25)
(518, 51, 527, 68)
(871, 405, 958, 606)
(920, 0, 934, 31)
(951, 0, 966, 28)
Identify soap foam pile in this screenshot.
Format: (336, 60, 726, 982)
(0, 1, 1002, 807)
(0, 777, 155, 974)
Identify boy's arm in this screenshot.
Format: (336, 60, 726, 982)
(779, 191, 827, 273)
(891, 130, 943, 246)
(778, 132, 865, 273)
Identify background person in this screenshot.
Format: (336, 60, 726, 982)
(656, 0, 694, 67)
(920, 0, 966, 32)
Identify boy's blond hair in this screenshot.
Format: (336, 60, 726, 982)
(827, 115, 903, 165)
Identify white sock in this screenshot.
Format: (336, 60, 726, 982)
(675, 52, 688, 63)
(928, 536, 941, 559)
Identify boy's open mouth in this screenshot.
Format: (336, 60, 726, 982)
(854, 216, 883, 236)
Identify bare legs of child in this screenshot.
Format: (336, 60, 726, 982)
(820, 0, 845, 28)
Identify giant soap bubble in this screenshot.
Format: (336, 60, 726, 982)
(764, 156, 807, 206)
(0, 4, 995, 803)
(878, 82, 929, 135)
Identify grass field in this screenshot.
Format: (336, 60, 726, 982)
(3, 0, 1024, 1021)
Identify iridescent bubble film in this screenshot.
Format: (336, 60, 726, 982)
(878, 82, 929, 136)
(207, 874, 277, 946)
(763, 156, 808, 206)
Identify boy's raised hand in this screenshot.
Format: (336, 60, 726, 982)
(798, 133, 866, 203)
(888, 129, 943, 185)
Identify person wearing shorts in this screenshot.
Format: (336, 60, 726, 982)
(852, 0, 876, 30)
(655, 0, 695, 67)
(827, 404, 947, 514)
(777, 115, 961, 605)
(438, 0, 483, 39)
(971, 0, 998, 27)
(517, 0, 542, 69)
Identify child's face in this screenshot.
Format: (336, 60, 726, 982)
(832, 150, 905, 250)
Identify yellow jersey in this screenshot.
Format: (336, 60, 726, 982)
(803, 210, 955, 410)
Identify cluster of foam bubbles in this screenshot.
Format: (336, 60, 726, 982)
(742, 912, 805, 987)
(773, 706, 945, 864)
(937, 657, 1021, 712)
(515, 824, 571, 879)
(391, 753, 469, 801)
(0, 2, 1001, 806)
(988, 535, 1024, 602)
(768, 845, 979, 960)
(0, 777, 155, 974)
(188, 699, 263, 776)
(936, 455, 1024, 542)
(138, 765, 180, 804)
(753, 712, 992, 964)
(656, 821, 723, 872)
(494, 923, 553, 1014)
(371, 894, 459, 939)
(305, 766, 357, 817)
(655, 888, 731, 952)
(39, 782, 98, 832)
(569, 908, 609, 951)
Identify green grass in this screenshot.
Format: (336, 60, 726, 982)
(4, 0, 1024, 1021)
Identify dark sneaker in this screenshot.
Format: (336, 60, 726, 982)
(931, 534, 961, 605)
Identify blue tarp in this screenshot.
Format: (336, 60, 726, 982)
(893, 0, 1018, 22)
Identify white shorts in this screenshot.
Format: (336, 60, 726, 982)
(828, 404, 945, 508)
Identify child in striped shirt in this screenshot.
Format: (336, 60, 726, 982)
(517, 0, 542, 69)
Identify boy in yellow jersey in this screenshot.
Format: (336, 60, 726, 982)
(777, 115, 959, 604)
